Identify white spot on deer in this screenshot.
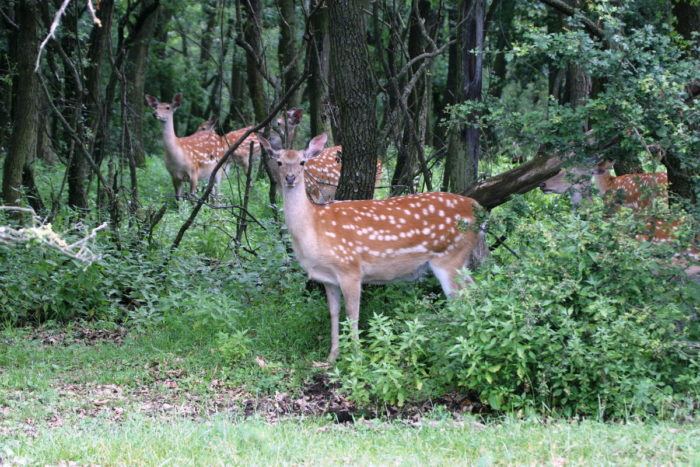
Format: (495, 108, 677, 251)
(325, 232, 337, 238)
(438, 210, 445, 217)
(422, 227, 431, 235)
(438, 224, 445, 230)
(428, 205, 436, 213)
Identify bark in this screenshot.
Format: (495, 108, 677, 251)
(443, 0, 485, 194)
(391, 0, 433, 195)
(433, 4, 460, 148)
(64, 4, 88, 211)
(308, 2, 331, 138)
(2, 0, 39, 211)
(464, 152, 563, 210)
(83, 0, 114, 177)
(328, 0, 378, 200)
(242, 0, 268, 123)
(124, 0, 160, 167)
(488, 0, 515, 99)
(278, 0, 301, 108)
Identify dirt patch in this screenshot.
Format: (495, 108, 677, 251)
(29, 324, 127, 346)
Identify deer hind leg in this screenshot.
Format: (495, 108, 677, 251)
(324, 283, 342, 362)
(338, 274, 362, 339)
(429, 241, 477, 298)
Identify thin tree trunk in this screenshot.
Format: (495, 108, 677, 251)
(64, 5, 88, 211)
(124, 0, 160, 167)
(308, 3, 330, 138)
(2, 0, 39, 212)
(328, 0, 378, 200)
(278, 0, 301, 108)
(392, 0, 432, 196)
(443, 0, 485, 194)
(242, 0, 268, 123)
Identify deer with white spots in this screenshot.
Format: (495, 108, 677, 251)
(145, 93, 229, 199)
(540, 160, 698, 278)
(304, 146, 383, 203)
(540, 160, 667, 209)
(195, 116, 218, 133)
(223, 108, 304, 173)
(260, 133, 488, 362)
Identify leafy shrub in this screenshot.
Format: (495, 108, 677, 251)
(334, 203, 700, 418)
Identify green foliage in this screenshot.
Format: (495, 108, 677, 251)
(213, 329, 253, 364)
(334, 201, 700, 418)
(333, 315, 432, 407)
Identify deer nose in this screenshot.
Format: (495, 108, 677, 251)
(285, 174, 296, 185)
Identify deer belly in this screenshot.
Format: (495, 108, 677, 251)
(361, 256, 431, 284)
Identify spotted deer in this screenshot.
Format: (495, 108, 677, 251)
(195, 116, 218, 133)
(145, 94, 229, 199)
(540, 160, 698, 277)
(260, 133, 488, 362)
(223, 108, 304, 173)
(540, 160, 667, 209)
(304, 146, 384, 203)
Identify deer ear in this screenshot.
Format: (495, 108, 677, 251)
(172, 93, 182, 109)
(305, 133, 327, 160)
(289, 108, 303, 125)
(145, 94, 158, 108)
(594, 160, 613, 175)
(208, 116, 217, 126)
(258, 134, 282, 156)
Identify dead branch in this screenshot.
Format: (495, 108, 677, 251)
(0, 206, 107, 264)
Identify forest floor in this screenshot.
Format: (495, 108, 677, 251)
(1, 324, 698, 465)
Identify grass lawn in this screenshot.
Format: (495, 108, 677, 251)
(1, 325, 698, 466)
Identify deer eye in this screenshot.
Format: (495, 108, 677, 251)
(165, 106, 170, 110)
(300, 160, 306, 166)
(276, 161, 282, 166)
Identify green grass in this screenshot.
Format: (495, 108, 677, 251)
(1, 328, 699, 466)
(2, 414, 698, 465)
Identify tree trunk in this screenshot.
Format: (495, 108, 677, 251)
(2, 0, 39, 210)
(278, 0, 301, 108)
(63, 5, 88, 211)
(443, 0, 485, 194)
(242, 0, 268, 123)
(308, 3, 331, 139)
(464, 152, 562, 210)
(124, 0, 160, 167)
(489, 0, 516, 99)
(391, 0, 433, 196)
(328, 0, 378, 200)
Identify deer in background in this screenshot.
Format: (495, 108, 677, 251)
(145, 93, 230, 199)
(304, 146, 384, 203)
(224, 108, 304, 173)
(195, 116, 218, 133)
(540, 160, 698, 277)
(540, 160, 668, 209)
(259, 133, 488, 362)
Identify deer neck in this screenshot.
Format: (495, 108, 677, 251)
(593, 171, 614, 195)
(281, 179, 318, 247)
(161, 115, 182, 161)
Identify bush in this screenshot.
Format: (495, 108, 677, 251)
(335, 203, 700, 418)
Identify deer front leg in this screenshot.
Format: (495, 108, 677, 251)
(324, 283, 342, 362)
(189, 170, 199, 199)
(172, 178, 184, 201)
